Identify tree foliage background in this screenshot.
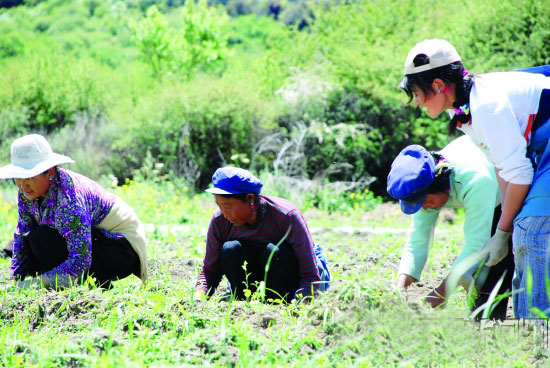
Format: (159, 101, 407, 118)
(0, 0, 548, 194)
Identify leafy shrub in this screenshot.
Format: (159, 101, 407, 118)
(272, 70, 446, 194)
(223, 14, 290, 53)
(466, 0, 550, 70)
(47, 112, 114, 181)
(225, 0, 253, 16)
(275, 67, 334, 123)
(0, 51, 111, 151)
(130, 2, 228, 80)
(280, 0, 311, 30)
(130, 5, 172, 77)
(319, 90, 448, 194)
(259, 171, 381, 213)
(0, 31, 24, 58)
(108, 76, 272, 187)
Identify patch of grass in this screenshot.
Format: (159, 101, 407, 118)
(0, 181, 547, 366)
(0, 184, 18, 246)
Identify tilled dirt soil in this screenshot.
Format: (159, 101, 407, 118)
(0, 202, 514, 339)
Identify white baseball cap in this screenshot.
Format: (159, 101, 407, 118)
(403, 39, 461, 75)
(0, 134, 74, 179)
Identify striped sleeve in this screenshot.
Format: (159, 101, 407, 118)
(195, 214, 225, 295)
(45, 203, 93, 287)
(285, 210, 321, 298)
(10, 196, 38, 279)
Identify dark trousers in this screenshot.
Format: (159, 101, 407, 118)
(221, 240, 300, 301)
(18, 225, 140, 288)
(472, 206, 515, 320)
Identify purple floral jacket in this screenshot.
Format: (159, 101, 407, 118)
(10, 168, 124, 286)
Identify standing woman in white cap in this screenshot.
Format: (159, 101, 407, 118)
(400, 39, 550, 318)
(0, 134, 148, 289)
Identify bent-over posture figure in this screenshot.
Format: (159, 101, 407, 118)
(194, 167, 329, 302)
(0, 134, 147, 289)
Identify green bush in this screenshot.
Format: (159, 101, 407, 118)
(108, 76, 273, 187)
(225, 0, 253, 16)
(280, 0, 311, 29)
(223, 14, 290, 54)
(0, 31, 24, 58)
(47, 112, 115, 181)
(466, 0, 550, 70)
(273, 89, 430, 194)
(0, 52, 108, 134)
(1, 0, 549, 201)
(130, 2, 228, 80)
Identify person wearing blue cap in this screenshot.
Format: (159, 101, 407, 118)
(401, 39, 550, 317)
(194, 166, 330, 302)
(388, 136, 514, 319)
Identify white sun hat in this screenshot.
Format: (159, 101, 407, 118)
(0, 134, 74, 179)
(403, 39, 461, 75)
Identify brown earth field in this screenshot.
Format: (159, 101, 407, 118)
(0, 202, 513, 326)
(0, 202, 521, 366)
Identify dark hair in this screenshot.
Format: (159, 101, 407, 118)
(218, 193, 259, 203)
(401, 54, 473, 135)
(427, 171, 451, 194)
(427, 152, 451, 194)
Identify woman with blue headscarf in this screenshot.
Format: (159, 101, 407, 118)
(194, 167, 330, 302)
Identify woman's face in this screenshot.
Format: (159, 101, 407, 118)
(422, 192, 449, 210)
(15, 168, 54, 201)
(214, 194, 256, 226)
(412, 80, 454, 119)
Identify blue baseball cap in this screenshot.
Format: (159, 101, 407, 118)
(205, 167, 263, 195)
(387, 145, 436, 215)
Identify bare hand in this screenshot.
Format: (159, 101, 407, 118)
(425, 285, 446, 308)
(396, 273, 416, 292)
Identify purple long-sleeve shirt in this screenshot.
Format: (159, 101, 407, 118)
(11, 168, 124, 287)
(195, 195, 321, 297)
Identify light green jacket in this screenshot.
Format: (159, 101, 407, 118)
(398, 136, 501, 280)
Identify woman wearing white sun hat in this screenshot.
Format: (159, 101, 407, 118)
(0, 134, 148, 289)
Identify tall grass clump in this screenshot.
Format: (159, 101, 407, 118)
(0, 190, 17, 245)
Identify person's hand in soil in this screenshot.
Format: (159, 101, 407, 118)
(425, 282, 446, 308)
(396, 273, 416, 292)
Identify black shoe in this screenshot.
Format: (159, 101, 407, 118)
(2, 240, 14, 258)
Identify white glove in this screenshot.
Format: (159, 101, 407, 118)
(459, 273, 473, 291)
(484, 228, 512, 266)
